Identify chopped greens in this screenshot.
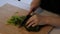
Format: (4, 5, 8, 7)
(7, 15, 26, 26)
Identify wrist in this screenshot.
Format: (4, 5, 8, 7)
(40, 16, 50, 25)
(44, 16, 52, 25)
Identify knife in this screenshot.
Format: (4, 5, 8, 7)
(19, 8, 36, 27)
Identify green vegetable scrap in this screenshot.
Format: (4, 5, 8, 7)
(7, 15, 26, 26)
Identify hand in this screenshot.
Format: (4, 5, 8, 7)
(26, 14, 46, 28)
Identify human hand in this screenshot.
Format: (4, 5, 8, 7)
(26, 14, 47, 28)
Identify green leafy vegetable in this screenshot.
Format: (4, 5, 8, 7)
(7, 15, 26, 26)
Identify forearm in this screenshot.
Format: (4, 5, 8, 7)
(45, 16, 60, 27)
(29, 0, 41, 14)
(31, 0, 41, 6)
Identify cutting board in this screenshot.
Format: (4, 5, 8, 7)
(0, 4, 53, 34)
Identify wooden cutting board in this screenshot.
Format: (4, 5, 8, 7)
(0, 4, 53, 34)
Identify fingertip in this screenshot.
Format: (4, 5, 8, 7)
(32, 25, 35, 27)
(32, 24, 37, 27)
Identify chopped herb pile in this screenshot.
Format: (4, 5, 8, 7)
(7, 15, 26, 26)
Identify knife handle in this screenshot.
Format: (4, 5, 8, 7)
(27, 8, 36, 16)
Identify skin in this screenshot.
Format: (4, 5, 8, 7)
(26, 0, 60, 28)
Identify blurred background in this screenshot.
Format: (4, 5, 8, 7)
(0, 0, 32, 10)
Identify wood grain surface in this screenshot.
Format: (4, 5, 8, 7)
(0, 4, 53, 34)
